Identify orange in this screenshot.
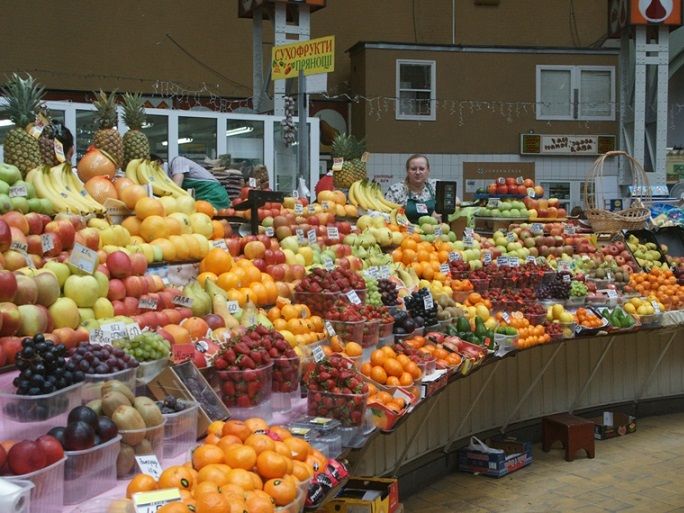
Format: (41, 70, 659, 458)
(245, 433, 276, 454)
(164, 325, 191, 345)
(273, 441, 292, 458)
(245, 494, 275, 513)
(120, 184, 147, 209)
(360, 362, 372, 376)
(263, 280, 278, 304)
(193, 481, 220, 498)
(226, 288, 247, 307)
(223, 420, 252, 441)
(195, 200, 217, 217)
(405, 361, 421, 380)
(211, 220, 225, 240)
(280, 304, 299, 321)
(197, 464, 231, 486)
(217, 272, 240, 291)
(126, 473, 158, 498)
(370, 366, 388, 384)
(192, 444, 226, 470)
(225, 468, 258, 491)
(218, 483, 246, 497)
(166, 217, 183, 236)
(370, 349, 386, 366)
(140, 216, 170, 242)
(396, 354, 411, 368)
(399, 372, 414, 386)
(256, 450, 289, 479)
(135, 197, 165, 220)
(242, 266, 262, 286)
(181, 317, 211, 340)
(381, 346, 397, 358)
(249, 282, 268, 306)
(283, 437, 310, 462)
(157, 504, 190, 513)
(203, 248, 234, 275)
(195, 492, 230, 513)
(292, 460, 313, 481)
(267, 306, 281, 321)
(205, 432, 221, 445)
(345, 341, 362, 357)
(263, 478, 297, 506)
(386, 376, 400, 386)
(198, 272, 218, 286)
(121, 216, 142, 236)
(158, 465, 196, 491)
(223, 444, 257, 470)
(383, 358, 403, 377)
(269, 426, 292, 441)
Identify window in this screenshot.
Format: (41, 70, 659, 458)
(396, 60, 436, 120)
(536, 65, 615, 121)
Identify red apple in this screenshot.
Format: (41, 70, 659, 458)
(0, 336, 20, 363)
(107, 279, 126, 301)
(106, 251, 132, 279)
(8, 440, 47, 475)
(123, 297, 139, 316)
(124, 276, 144, 298)
(130, 253, 148, 276)
(3, 212, 29, 236)
(36, 435, 64, 465)
(0, 271, 17, 302)
(225, 238, 240, 257)
(45, 220, 75, 250)
(203, 314, 225, 330)
(26, 234, 42, 255)
(23, 212, 43, 235)
(17, 304, 48, 336)
(13, 274, 38, 305)
(0, 219, 11, 253)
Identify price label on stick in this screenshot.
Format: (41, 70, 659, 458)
(211, 239, 227, 250)
(126, 323, 143, 339)
(323, 258, 334, 271)
(312, 345, 326, 363)
(509, 257, 519, 267)
(346, 289, 361, 305)
(448, 252, 460, 262)
(483, 251, 492, 264)
(562, 274, 571, 283)
(332, 157, 344, 171)
(464, 235, 473, 247)
(605, 289, 618, 299)
(294, 204, 303, 215)
(296, 229, 305, 243)
(227, 301, 240, 314)
(487, 198, 500, 208)
(9, 184, 27, 198)
(68, 243, 98, 274)
(327, 226, 339, 240)
(134, 455, 163, 481)
(133, 488, 182, 513)
(496, 256, 508, 267)
(434, 226, 442, 237)
(423, 293, 434, 311)
(10, 240, 27, 253)
(324, 321, 336, 337)
(248, 177, 257, 188)
(652, 300, 661, 314)
(439, 263, 449, 275)
(138, 296, 158, 310)
(502, 312, 511, 323)
(526, 255, 536, 263)
(307, 229, 317, 245)
(292, 190, 299, 199)
(527, 187, 536, 198)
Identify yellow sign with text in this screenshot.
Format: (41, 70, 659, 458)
(271, 35, 334, 80)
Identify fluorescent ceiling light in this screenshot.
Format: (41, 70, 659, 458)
(161, 137, 193, 146)
(0, 120, 14, 127)
(226, 126, 254, 137)
(141, 122, 153, 129)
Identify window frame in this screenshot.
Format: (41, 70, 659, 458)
(536, 65, 615, 122)
(395, 59, 437, 121)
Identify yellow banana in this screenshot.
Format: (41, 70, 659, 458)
(371, 182, 401, 210)
(62, 166, 106, 213)
(29, 166, 73, 213)
(49, 165, 92, 214)
(361, 181, 389, 212)
(149, 160, 188, 197)
(137, 160, 175, 197)
(348, 181, 361, 207)
(125, 159, 143, 184)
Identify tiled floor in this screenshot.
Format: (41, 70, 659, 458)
(404, 413, 684, 513)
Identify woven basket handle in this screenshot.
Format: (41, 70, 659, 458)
(583, 151, 651, 211)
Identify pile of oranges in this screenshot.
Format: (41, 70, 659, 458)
(359, 346, 422, 387)
(198, 250, 283, 307)
(391, 236, 453, 281)
(126, 418, 326, 513)
(366, 386, 408, 413)
(628, 268, 683, 310)
(404, 336, 462, 368)
(326, 336, 364, 359)
(576, 308, 604, 329)
(495, 312, 550, 349)
(266, 301, 326, 347)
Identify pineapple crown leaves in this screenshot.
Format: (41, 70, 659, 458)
(331, 133, 366, 161)
(0, 73, 45, 128)
(91, 89, 120, 129)
(121, 92, 146, 130)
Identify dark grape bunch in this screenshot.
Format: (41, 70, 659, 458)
(67, 343, 139, 375)
(404, 288, 438, 327)
(14, 334, 80, 396)
(156, 395, 189, 414)
(378, 279, 399, 306)
(537, 272, 571, 300)
(392, 310, 419, 335)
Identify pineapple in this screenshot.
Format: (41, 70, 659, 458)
(37, 107, 59, 166)
(92, 90, 124, 168)
(121, 92, 150, 167)
(331, 133, 367, 189)
(0, 74, 44, 175)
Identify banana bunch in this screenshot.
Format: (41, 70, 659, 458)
(348, 179, 401, 213)
(395, 264, 420, 290)
(27, 164, 106, 215)
(125, 159, 189, 198)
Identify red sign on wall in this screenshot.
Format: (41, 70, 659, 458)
(631, 0, 682, 25)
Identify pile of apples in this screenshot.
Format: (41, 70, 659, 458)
(485, 177, 542, 198)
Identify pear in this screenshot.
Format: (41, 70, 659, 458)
(183, 280, 211, 316)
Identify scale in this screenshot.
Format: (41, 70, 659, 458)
(435, 181, 458, 214)
(232, 189, 285, 235)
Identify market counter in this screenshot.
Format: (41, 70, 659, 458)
(347, 325, 684, 478)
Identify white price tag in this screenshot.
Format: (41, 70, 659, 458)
(364, 267, 379, 278)
(605, 289, 618, 299)
(133, 489, 182, 513)
(423, 293, 434, 311)
(496, 256, 508, 267)
(126, 323, 143, 339)
(227, 301, 240, 314)
(501, 312, 511, 323)
(439, 263, 449, 274)
(448, 252, 460, 262)
(483, 251, 492, 264)
(10, 240, 27, 253)
(527, 187, 535, 198)
(327, 226, 339, 240)
(379, 266, 391, 279)
(211, 239, 228, 250)
(312, 345, 326, 362)
(308, 204, 316, 214)
(321, 201, 330, 211)
(248, 177, 257, 188)
(464, 235, 473, 247)
(139, 296, 158, 310)
(296, 228, 305, 243)
(134, 455, 163, 480)
(652, 300, 661, 314)
(516, 176, 524, 185)
(506, 232, 516, 242)
(324, 320, 336, 337)
(323, 258, 334, 271)
(509, 257, 520, 267)
(292, 190, 299, 199)
(564, 225, 576, 235)
(407, 224, 415, 234)
(332, 157, 344, 171)
(294, 203, 303, 215)
(307, 229, 317, 245)
(562, 274, 571, 283)
(9, 184, 27, 198)
(487, 198, 500, 208)
(415, 203, 428, 214)
(346, 289, 361, 305)
(68, 243, 98, 274)
(23, 253, 35, 269)
(526, 256, 536, 263)
(434, 226, 442, 236)
(265, 227, 274, 237)
(172, 295, 193, 307)
(464, 227, 474, 237)
(531, 223, 543, 235)
(40, 235, 53, 254)
(603, 411, 614, 427)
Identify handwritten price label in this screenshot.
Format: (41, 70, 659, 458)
(327, 226, 339, 240)
(68, 243, 98, 274)
(10, 240, 27, 253)
(323, 258, 334, 271)
(378, 266, 391, 279)
(324, 321, 336, 337)
(138, 297, 158, 310)
(265, 227, 274, 237)
(527, 187, 536, 198)
(126, 323, 143, 339)
(172, 295, 193, 308)
(308, 204, 316, 214)
(506, 232, 516, 242)
(346, 290, 361, 305)
(564, 225, 576, 235)
(423, 293, 434, 311)
(416, 203, 428, 214)
(509, 258, 520, 267)
(226, 301, 240, 314)
(531, 223, 543, 235)
(496, 256, 508, 267)
(294, 204, 303, 215)
(652, 300, 661, 314)
(307, 229, 317, 245)
(407, 224, 415, 234)
(526, 256, 537, 263)
(483, 251, 492, 264)
(133, 488, 182, 513)
(448, 252, 460, 262)
(439, 263, 449, 274)
(332, 157, 344, 171)
(502, 312, 511, 323)
(312, 345, 326, 363)
(134, 455, 163, 480)
(9, 184, 27, 198)
(296, 229, 305, 243)
(211, 239, 228, 250)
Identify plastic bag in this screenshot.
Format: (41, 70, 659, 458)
(467, 436, 503, 454)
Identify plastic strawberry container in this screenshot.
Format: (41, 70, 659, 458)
(215, 363, 273, 420)
(82, 367, 137, 404)
(307, 389, 369, 427)
(294, 291, 341, 317)
(64, 435, 121, 505)
(116, 421, 165, 479)
(328, 320, 364, 344)
(0, 478, 32, 513)
(378, 320, 394, 338)
(162, 402, 199, 459)
(0, 378, 83, 440)
(361, 320, 380, 348)
(6, 457, 66, 513)
(272, 356, 302, 412)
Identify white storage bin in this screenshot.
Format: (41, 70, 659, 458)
(163, 402, 199, 459)
(64, 435, 121, 505)
(6, 457, 65, 513)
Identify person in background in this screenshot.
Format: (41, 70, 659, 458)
(385, 154, 441, 223)
(315, 169, 334, 196)
(251, 164, 271, 190)
(53, 121, 75, 163)
(150, 154, 230, 209)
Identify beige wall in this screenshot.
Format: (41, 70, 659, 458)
(351, 46, 619, 154)
(0, 1, 609, 98)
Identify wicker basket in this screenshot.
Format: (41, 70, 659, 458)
(584, 151, 651, 233)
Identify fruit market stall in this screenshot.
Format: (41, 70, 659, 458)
(0, 77, 683, 513)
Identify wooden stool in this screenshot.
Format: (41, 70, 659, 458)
(542, 413, 595, 462)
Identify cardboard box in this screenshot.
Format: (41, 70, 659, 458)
(322, 477, 399, 513)
(589, 411, 637, 440)
(458, 437, 532, 478)
(148, 361, 230, 437)
(420, 369, 449, 399)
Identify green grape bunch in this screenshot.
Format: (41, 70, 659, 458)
(364, 276, 383, 306)
(113, 331, 171, 362)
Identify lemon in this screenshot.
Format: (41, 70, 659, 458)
(475, 304, 490, 321)
(624, 303, 636, 314)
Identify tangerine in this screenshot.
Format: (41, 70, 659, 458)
(263, 478, 297, 506)
(135, 197, 165, 220)
(203, 248, 234, 275)
(195, 492, 229, 513)
(224, 444, 257, 470)
(256, 450, 289, 479)
(126, 473, 158, 498)
(245, 433, 276, 454)
(192, 444, 226, 470)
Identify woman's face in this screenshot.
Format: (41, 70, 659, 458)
(406, 157, 430, 189)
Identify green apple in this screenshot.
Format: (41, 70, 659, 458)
(44, 261, 71, 287)
(94, 271, 110, 298)
(0, 163, 21, 185)
(10, 196, 28, 214)
(93, 297, 115, 319)
(64, 275, 100, 307)
(0, 181, 8, 195)
(80, 318, 101, 331)
(49, 297, 81, 329)
(78, 308, 95, 321)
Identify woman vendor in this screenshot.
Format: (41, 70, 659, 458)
(385, 154, 439, 223)
(151, 154, 230, 209)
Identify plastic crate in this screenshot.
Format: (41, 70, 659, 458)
(214, 364, 273, 413)
(0, 379, 82, 440)
(117, 420, 165, 479)
(6, 458, 65, 513)
(378, 320, 394, 338)
(0, 478, 32, 513)
(163, 402, 199, 459)
(328, 320, 364, 344)
(136, 358, 169, 384)
(64, 435, 121, 505)
(82, 367, 137, 404)
(307, 389, 368, 427)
